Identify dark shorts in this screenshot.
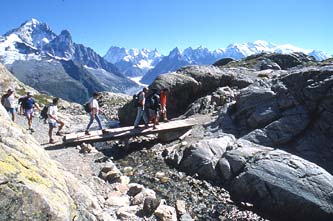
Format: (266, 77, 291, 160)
(5, 107, 16, 114)
(148, 108, 160, 118)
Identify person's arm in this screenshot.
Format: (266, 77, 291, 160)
(34, 101, 42, 111)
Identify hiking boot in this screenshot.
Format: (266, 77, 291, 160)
(85, 130, 90, 135)
(30, 128, 35, 132)
(56, 131, 63, 136)
(49, 139, 56, 144)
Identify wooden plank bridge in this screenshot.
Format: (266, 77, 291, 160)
(63, 118, 197, 146)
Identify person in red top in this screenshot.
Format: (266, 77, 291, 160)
(160, 88, 169, 122)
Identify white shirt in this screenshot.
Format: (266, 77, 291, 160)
(5, 94, 16, 108)
(90, 98, 99, 112)
(47, 104, 58, 124)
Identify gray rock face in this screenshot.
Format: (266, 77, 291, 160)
(166, 137, 333, 221)
(119, 65, 255, 125)
(213, 65, 333, 172)
(0, 105, 103, 220)
(216, 52, 316, 71)
(229, 147, 333, 221)
(175, 136, 235, 181)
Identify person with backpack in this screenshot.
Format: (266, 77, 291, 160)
(47, 97, 65, 144)
(134, 87, 149, 129)
(160, 88, 169, 122)
(21, 92, 41, 132)
(1, 88, 16, 121)
(18, 95, 27, 115)
(146, 88, 161, 130)
(85, 92, 106, 135)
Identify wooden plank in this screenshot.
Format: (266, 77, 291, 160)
(63, 118, 197, 146)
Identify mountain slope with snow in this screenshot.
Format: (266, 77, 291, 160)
(103, 46, 162, 77)
(0, 18, 138, 102)
(139, 40, 332, 84)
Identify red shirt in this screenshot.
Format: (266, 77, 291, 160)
(160, 91, 167, 106)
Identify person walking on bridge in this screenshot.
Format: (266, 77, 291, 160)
(146, 88, 161, 129)
(160, 88, 169, 122)
(134, 87, 149, 129)
(85, 92, 106, 135)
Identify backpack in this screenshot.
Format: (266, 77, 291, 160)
(132, 93, 140, 107)
(83, 102, 91, 113)
(1, 94, 8, 106)
(146, 93, 160, 110)
(40, 105, 49, 120)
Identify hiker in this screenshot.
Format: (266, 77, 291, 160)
(21, 92, 41, 132)
(47, 97, 65, 144)
(160, 88, 169, 122)
(1, 88, 16, 121)
(146, 88, 161, 129)
(85, 92, 106, 135)
(18, 95, 27, 115)
(134, 87, 149, 129)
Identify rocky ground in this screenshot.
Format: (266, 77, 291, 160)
(10, 100, 269, 220)
(3, 53, 332, 220)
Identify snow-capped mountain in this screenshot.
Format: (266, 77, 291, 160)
(4, 18, 56, 50)
(140, 47, 189, 84)
(103, 46, 162, 77)
(0, 18, 138, 103)
(140, 40, 332, 84)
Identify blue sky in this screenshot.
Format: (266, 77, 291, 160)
(0, 0, 331, 56)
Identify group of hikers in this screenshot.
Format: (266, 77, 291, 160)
(1, 86, 169, 144)
(134, 87, 169, 130)
(1, 89, 65, 144)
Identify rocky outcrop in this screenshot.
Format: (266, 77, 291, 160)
(0, 105, 104, 220)
(164, 137, 333, 221)
(212, 65, 333, 172)
(214, 52, 316, 71)
(118, 65, 256, 125)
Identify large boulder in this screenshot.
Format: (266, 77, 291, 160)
(118, 65, 256, 125)
(228, 141, 333, 221)
(213, 65, 333, 172)
(177, 136, 235, 180)
(0, 105, 103, 220)
(165, 137, 333, 221)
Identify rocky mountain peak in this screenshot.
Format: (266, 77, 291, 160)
(5, 18, 56, 49)
(169, 47, 181, 58)
(42, 29, 75, 59)
(58, 29, 73, 44)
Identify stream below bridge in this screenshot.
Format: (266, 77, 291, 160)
(99, 138, 269, 221)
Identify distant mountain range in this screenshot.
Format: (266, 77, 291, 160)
(104, 40, 332, 85)
(1, 18, 331, 97)
(0, 19, 139, 103)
